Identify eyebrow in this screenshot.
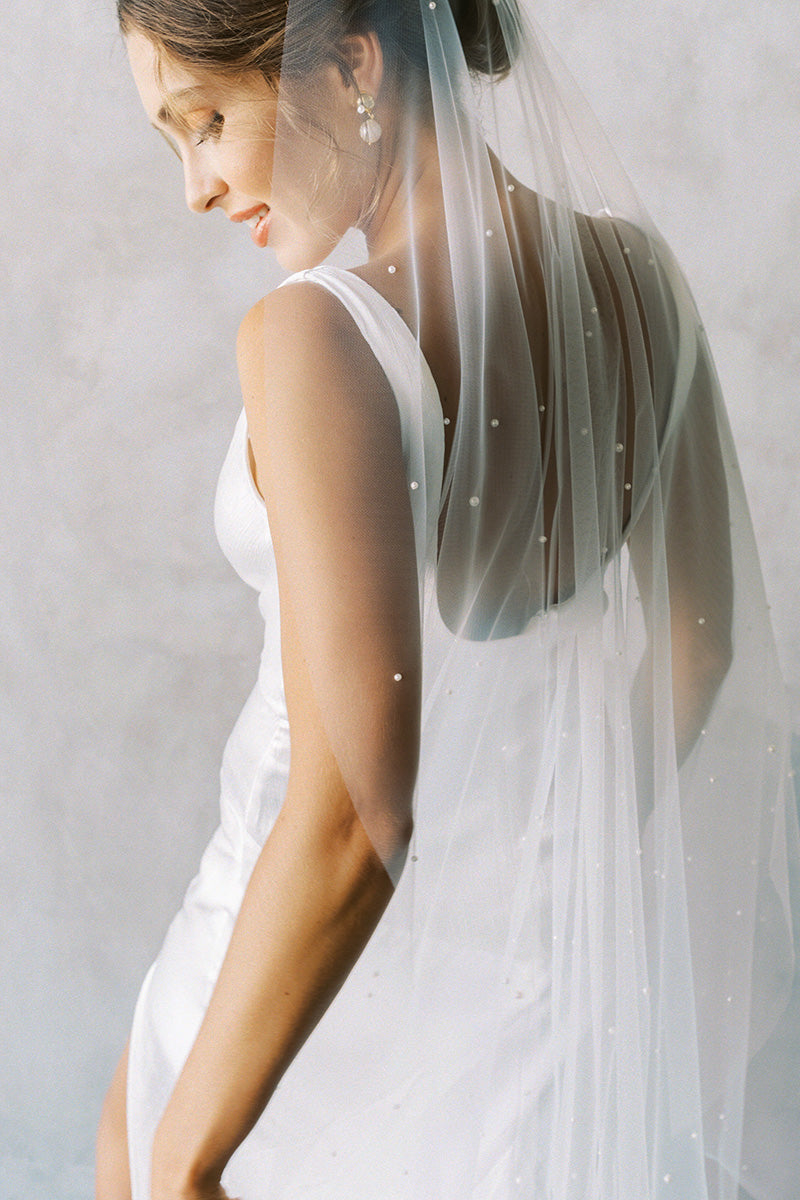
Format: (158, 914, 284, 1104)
(153, 86, 208, 128)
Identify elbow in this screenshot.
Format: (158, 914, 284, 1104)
(380, 812, 414, 888)
(348, 708, 418, 882)
(351, 791, 414, 886)
(391, 808, 415, 859)
(306, 778, 414, 892)
(320, 743, 415, 884)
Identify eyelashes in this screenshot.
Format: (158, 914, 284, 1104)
(196, 112, 224, 146)
(151, 109, 224, 160)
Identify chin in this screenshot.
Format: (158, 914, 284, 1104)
(270, 214, 347, 274)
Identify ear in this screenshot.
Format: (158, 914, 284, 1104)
(342, 31, 384, 100)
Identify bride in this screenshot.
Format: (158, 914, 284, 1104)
(97, 2, 798, 1198)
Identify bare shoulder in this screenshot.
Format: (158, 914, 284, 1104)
(236, 280, 396, 426)
(237, 279, 352, 366)
(236, 279, 406, 509)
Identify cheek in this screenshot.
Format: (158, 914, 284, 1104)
(235, 142, 276, 197)
(273, 153, 362, 233)
(267, 131, 366, 267)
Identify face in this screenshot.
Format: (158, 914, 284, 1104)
(126, 30, 372, 270)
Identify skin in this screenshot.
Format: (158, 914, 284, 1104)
(97, 25, 733, 1200)
(98, 31, 422, 1200)
(125, 33, 366, 270)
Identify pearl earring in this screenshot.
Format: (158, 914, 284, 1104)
(356, 91, 382, 145)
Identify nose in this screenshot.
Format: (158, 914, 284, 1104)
(183, 153, 226, 214)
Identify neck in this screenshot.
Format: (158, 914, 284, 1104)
(361, 122, 445, 262)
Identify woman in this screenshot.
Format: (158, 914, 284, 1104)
(97, 1, 799, 1198)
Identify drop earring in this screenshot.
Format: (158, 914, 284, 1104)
(356, 91, 382, 145)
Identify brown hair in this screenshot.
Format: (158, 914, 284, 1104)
(119, 0, 519, 232)
(117, 0, 518, 86)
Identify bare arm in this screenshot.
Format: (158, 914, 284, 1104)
(628, 337, 733, 828)
(150, 283, 421, 1198)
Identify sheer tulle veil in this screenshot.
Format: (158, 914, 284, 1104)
(256, 2, 800, 1197)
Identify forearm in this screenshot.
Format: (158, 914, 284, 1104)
(631, 635, 730, 830)
(151, 774, 396, 1197)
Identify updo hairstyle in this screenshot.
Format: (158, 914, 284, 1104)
(117, 0, 519, 90)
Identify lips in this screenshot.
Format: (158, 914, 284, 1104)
(230, 203, 269, 224)
(249, 208, 271, 248)
(229, 203, 271, 248)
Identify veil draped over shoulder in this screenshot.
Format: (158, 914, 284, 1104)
(227, 1, 799, 1197)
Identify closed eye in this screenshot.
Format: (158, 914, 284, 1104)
(196, 112, 224, 145)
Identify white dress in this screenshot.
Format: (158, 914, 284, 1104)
(126, 264, 563, 1198)
(126, 263, 799, 1200)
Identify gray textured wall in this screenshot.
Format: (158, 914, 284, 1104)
(2, 1, 798, 1195)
